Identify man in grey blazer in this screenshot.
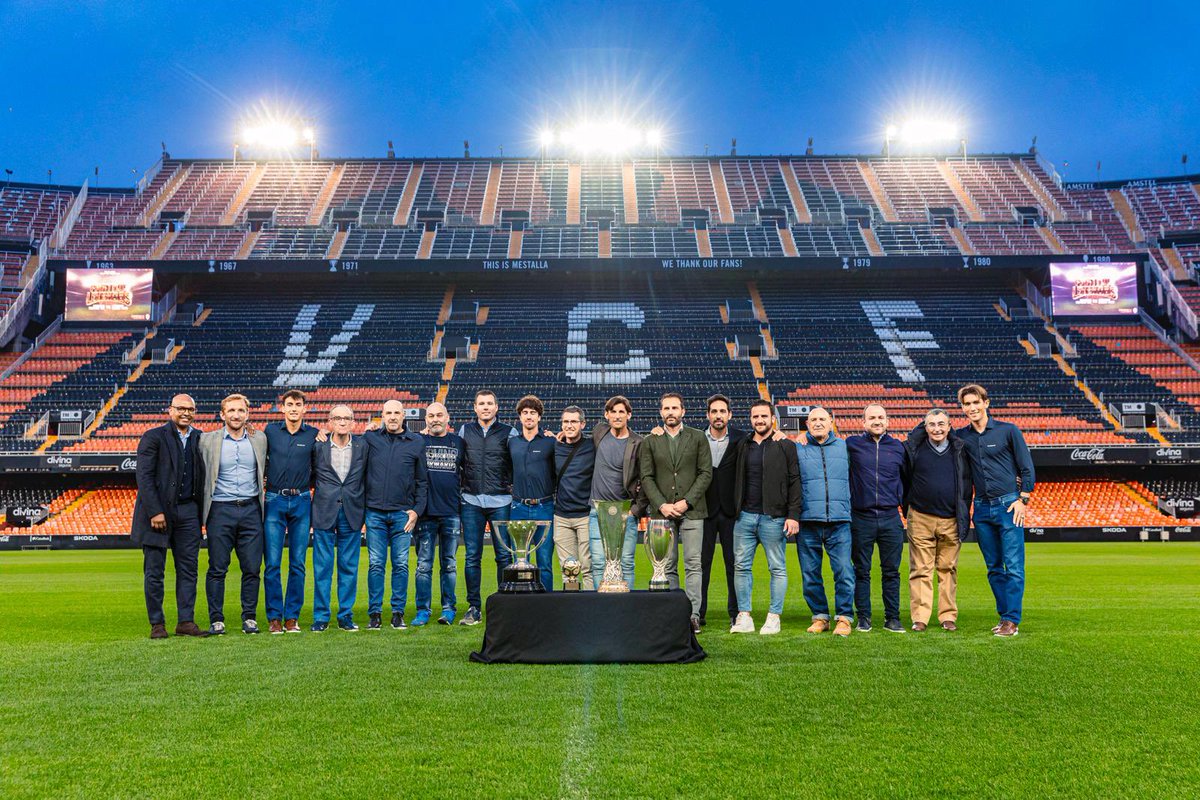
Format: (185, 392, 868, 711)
(310, 405, 367, 632)
(200, 393, 268, 635)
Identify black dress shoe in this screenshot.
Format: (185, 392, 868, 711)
(690, 615, 702, 634)
(175, 621, 205, 637)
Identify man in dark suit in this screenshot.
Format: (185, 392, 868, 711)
(130, 394, 206, 639)
(639, 392, 713, 633)
(700, 393, 746, 628)
(310, 405, 367, 632)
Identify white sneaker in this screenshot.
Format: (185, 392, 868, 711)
(729, 612, 755, 633)
(759, 613, 781, 635)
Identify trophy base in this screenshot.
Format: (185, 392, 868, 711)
(647, 579, 671, 592)
(500, 564, 546, 594)
(563, 581, 581, 592)
(597, 581, 630, 593)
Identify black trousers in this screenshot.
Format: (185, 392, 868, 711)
(851, 509, 905, 623)
(142, 501, 201, 626)
(205, 500, 264, 623)
(700, 510, 737, 621)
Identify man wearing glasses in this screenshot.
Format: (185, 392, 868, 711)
(130, 395, 206, 639)
(310, 405, 367, 632)
(902, 408, 972, 632)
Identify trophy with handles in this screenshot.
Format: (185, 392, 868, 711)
(492, 519, 552, 592)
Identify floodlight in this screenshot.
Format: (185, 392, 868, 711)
(645, 129, 663, 147)
(894, 119, 959, 143)
(539, 129, 555, 147)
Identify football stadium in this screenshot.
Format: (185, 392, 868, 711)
(2, 5, 1199, 798)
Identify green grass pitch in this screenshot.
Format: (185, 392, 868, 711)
(1, 543, 1198, 798)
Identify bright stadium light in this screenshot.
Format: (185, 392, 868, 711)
(550, 121, 663, 157)
(539, 129, 555, 147)
(883, 118, 962, 157)
(236, 112, 318, 160)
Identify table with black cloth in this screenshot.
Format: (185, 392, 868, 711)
(470, 590, 706, 664)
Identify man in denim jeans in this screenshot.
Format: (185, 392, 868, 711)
(956, 384, 1035, 638)
(457, 390, 514, 626)
(416, 402, 464, 626)
(729, 400, 800, 636)
(310, 405, 366, 632)
(587, 396, 643, 591)
(508, 395, 557, 591)
(262, 389, 318, 634)
(362, 399, 428, 631)
(794, 407, 855, 637)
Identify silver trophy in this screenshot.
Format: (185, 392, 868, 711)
(593, 499, 632, 593)
(644, 519, 674, 591)
(492, 519, 551, 593)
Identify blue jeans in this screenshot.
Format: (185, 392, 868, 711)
(732, 512, 789, 615)
(364, 509, 413, 616)
(796, 521, 854, 620)
(263, 492, 311, 621)
(461, 502, 511, 609)
(415, 516, 459, 613)
(973, 492, 1026, 624)
(312, 507, 361, 624)
(587, 507, 638, 590)
(851, 509, 905, 624)
(510, 500, 556, 591)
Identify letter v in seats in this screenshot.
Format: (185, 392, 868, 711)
(274, 303, 376, 387)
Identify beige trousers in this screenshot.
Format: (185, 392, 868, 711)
(553, 515, 594, 591)
(907, 508, 960, 624)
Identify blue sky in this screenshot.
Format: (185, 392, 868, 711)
(1, 1, 1197, 187)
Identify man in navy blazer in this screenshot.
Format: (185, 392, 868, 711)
(310, 405, 367, 632)
(130, 394, 206, 639)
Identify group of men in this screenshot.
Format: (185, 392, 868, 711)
(132, 383, 1033, 640)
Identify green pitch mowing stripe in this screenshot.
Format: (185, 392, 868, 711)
(1, 544, 1198, 798)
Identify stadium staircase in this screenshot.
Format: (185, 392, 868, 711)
(936, 161, 983, 222)
(221, 163, 266, 225)
(1107, 189, 1145, 245)
(137, 163, 191, 227)
(857, 162, 900, 222)
(307, 163, 345, 225)
(621, 162, 639, 224)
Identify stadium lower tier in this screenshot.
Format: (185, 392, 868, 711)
(2, 269, 1199, 453)
(2, 479, 1193, 541)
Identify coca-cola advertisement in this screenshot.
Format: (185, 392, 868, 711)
(1049, 261, 1138, 316)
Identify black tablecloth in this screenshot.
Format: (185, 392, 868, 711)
(470, 590, 706, 664)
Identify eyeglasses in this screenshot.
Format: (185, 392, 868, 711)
(329, 415, 354, 422)
(171, 406, 196, 413)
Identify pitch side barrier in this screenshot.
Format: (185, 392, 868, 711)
(47, 253, 1140, 275)
(1, 526, 1194, 551)
(3, 445, 1198, 475)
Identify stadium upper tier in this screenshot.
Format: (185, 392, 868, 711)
(1, 154, 1198, 264)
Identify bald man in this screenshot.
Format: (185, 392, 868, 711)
(310, 405, 367, 632)
(415, 402, 465, 626)
(845, 404, 909, 633)
(131, 394, 206, 639)
(362, 399, 428, 630)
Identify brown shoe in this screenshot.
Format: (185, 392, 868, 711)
(995, 620, 1019, 637)
(284, 619, 301, 634)
(833, 616, 852, 637)
(912, 621, 927, 632)
(806, 618, 829, 634)
(175, 621, 205, 637)
(991, 622, 1003, 634)
(268, 619, 284, 635)
(940, 620, 957, 632)
(150, 623, 168, 640)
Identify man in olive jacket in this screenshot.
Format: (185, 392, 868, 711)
(639, 392, 713, 631)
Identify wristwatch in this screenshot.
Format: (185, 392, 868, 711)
(1019, 493, 1032, 505)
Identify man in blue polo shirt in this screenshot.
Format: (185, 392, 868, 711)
(956, 384, 1035, 638)
(262, 389, 318, 635)
(845, 403, 909, 634)
(508, 395, 557, 591)
(416, 402, 464, 626)
(363, 398, 428, 631)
